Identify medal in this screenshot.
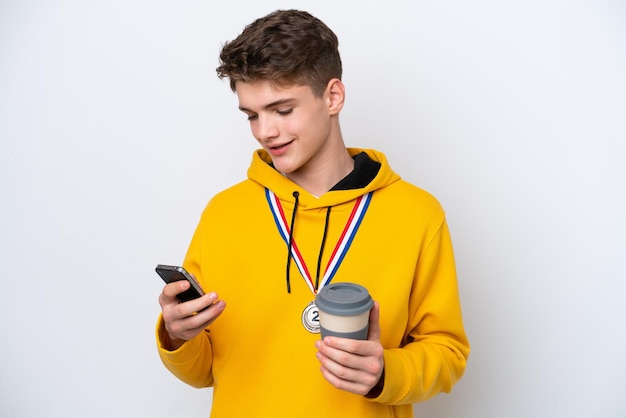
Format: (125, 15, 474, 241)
(301, 301, 320, 334)
(266, 188, 373, 332)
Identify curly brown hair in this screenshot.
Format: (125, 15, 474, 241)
(216, 10, 342, 97)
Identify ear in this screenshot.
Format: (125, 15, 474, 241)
(325, 78, 345, 115)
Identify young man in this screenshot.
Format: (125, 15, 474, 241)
(156, 9, 469, 417)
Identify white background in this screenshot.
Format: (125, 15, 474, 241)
(1, 1, 625, 417)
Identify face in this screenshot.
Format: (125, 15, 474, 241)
(236, 79, 343, 177)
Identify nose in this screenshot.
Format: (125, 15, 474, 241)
(253, 114, 279, 143)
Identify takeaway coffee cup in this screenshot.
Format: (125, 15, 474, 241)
(315, 282, 374, 340)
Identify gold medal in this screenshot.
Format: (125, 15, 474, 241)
(301, 301, 320, 333)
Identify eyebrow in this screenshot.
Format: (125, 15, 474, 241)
(238, 98, 297, 113)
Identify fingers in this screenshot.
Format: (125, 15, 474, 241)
(159, 282, 227, 343)
(367, 301, 381, 341)
(164, 294, 226, 341)
(159, 281, 214, 315)
(314, 301, 384, 395)
(318, 365, 379, 395)
(162, 279, 190, 298)
(315, 337, 383, 395)
(316, 337, 384, 372)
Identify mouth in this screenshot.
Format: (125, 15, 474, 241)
(266, 140, 294, 157)
(268, 140, 294, 150)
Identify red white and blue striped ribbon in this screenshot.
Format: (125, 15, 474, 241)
(265, 189, 373, 294)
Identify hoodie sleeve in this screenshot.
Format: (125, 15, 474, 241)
(155, 316, 215, 388)
(368, 219, 470, 404)
(155, 209, 216, 389)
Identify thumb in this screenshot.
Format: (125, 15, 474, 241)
(367, 301, 381, 341)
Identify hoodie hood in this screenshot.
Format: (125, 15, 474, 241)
(247, 148, 401, 209)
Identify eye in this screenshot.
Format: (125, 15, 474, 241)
(246, 113, 258, 121)
(276, 109, 293, 116)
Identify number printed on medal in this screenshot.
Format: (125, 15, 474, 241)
(301, 301, 320, 333)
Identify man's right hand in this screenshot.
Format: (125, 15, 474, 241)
(159, 279, 226, 350)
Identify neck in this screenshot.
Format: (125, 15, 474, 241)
(285, 148, 354, 197)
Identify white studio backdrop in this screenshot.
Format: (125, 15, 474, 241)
(1, 1, 624, 417)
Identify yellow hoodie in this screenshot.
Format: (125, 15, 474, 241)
(156, 148, 469, 418)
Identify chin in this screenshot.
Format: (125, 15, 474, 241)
(275, 166, 296, 176)
(272, 160, 297, 175)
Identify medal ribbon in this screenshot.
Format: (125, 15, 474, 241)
(265, 188, 373, 294)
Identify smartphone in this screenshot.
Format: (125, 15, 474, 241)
(155, 264, 205, 303)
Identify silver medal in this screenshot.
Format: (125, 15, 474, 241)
(301, 301, 320, 333)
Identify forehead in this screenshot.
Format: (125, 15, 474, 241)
(235, 80, 316, 110)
